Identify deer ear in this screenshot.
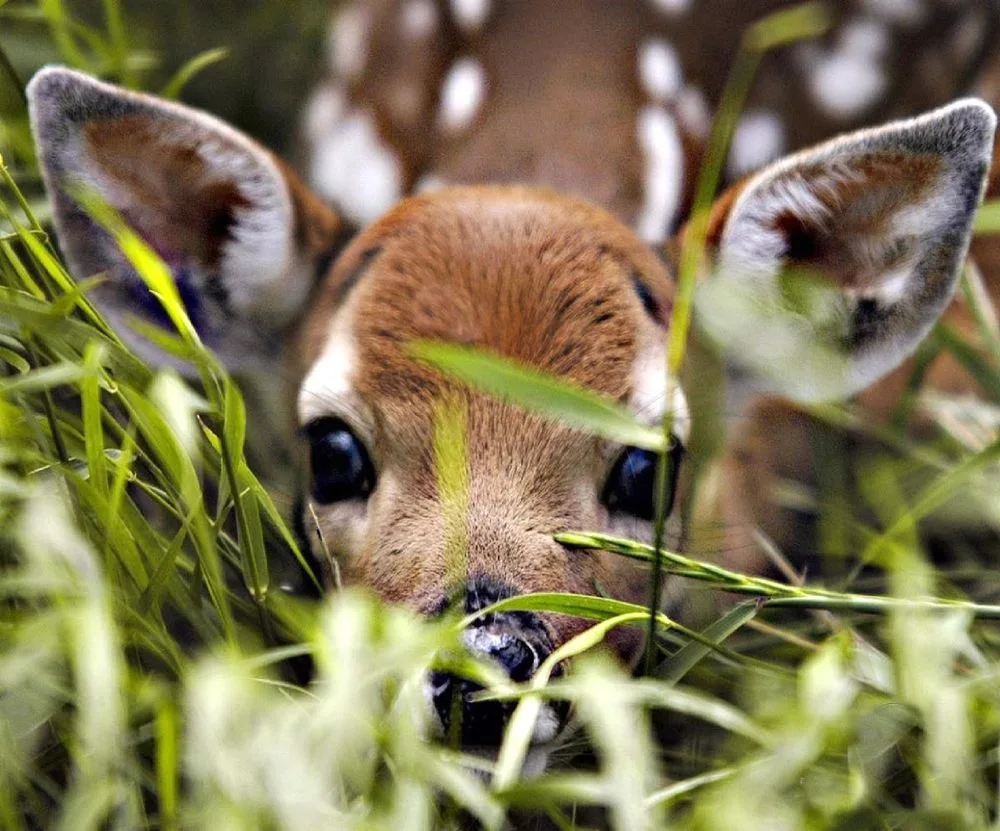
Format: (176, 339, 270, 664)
(693, 99, 996, 402)
(27, 66, 349, 372)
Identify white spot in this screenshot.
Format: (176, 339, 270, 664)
(531, 704, 561, 744)
(676, 85, 711, 138)
(189, 142, 296, 321)
(649, 0, 692, 14)
(302, 85, 346, 142)
(727, 110, 786, 178)
(853, 263, 912, 307)
(437, 58, 486, 133)
(801, 18, 889, 119)
(863, 0, 925, 27)
(298, 316, 359, 426)
(635, 106, 684, 242)
(414, 173, 447, 193)
(329, 5, 372, 79)
(309, 108, 404, 226)
(810, 56, 887, 119)
(638, 39, 683, 103)
(451, 0, 490, 33)
(522, 748, 553, 778)
(841, 18, 890, 57)
(630, 340, 691, 443)
(402, 0, 438, 39)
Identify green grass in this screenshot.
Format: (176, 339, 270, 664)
(5, 1, 1000, 829)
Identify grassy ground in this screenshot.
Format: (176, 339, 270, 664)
(4, 2, 1000, 829)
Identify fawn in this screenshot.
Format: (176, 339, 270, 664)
(27, 0, 1000, 754)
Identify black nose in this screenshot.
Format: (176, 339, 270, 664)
(492, 634, 538, 682)
(430, 630, 549, 747)
(430, 577, 566, 747)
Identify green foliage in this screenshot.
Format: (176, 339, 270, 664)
(4, 2, 1000, 830)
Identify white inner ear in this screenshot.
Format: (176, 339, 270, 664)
(160, 116, 300, 325)
(719, 161, 962, 307)
(208, 149, 292, 304)
(703, 99, 995, 402)
(718, 169, 835, 283)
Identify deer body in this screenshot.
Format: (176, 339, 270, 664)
(304, 0, 999, 233)
(26, 0, 1000, 753)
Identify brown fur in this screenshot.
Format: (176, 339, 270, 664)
(296, 187, 673, 655)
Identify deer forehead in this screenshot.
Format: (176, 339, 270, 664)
(297, 187, 680, 445)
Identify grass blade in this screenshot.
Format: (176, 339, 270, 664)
(410, 341, 665, 451)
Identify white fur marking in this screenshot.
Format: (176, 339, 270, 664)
(650, 0, 692, 14)
(727, 110, 786, 178)
(302, 85, 347, 142)
(451, 0, 490, 33)
(857, 264, 912, 307)
(630, 341, 691, 443)
(310, 108, 404, 227)
(438, 58, 486, 133)
(522, 749, 553, 778)
(638, 39, 683, 103)
(811, 57, 887, 119)
(676, 85, 711, 138)
(298, 321, 358, 425)
(330, 5, 371, 79)
(531, 704, 561, 744)
(189, 138, 297, 322)
(841, 18, 890, 57)
(402, 0, 438, 39)
(863, 0, 925, 26)
(414, 173, 447, 193)
(636, 106, 684, 242)
(803, 19, 889, 119)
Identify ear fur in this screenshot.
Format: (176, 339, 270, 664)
(694, 99, 996, 402)
(27, 66, 346, 372)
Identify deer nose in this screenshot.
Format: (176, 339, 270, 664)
(492, 633, 538, 682)
(428, 577, 566, 747)
(429, 628, 555, 747)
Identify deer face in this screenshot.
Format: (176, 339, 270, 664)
(292, 189, 684, 744)
(27, 67, 994, 750)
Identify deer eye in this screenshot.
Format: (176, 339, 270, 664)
(601, 441, 684, 521)
(304, 418, 376, 504)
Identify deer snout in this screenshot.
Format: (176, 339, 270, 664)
(428, 578, 569, 748)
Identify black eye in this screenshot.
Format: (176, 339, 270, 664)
(304, 418, 376, 504)
(602, 442, 684, 521)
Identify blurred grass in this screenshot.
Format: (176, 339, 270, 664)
(0, 0, 331, 157)
(4, 1, 1000, 829)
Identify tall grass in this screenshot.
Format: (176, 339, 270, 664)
(4, 2, 1000, 829)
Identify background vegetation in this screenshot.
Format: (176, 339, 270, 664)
(3, 1, 1000, 829)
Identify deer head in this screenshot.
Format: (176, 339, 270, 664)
(27, 64, 993, 752)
